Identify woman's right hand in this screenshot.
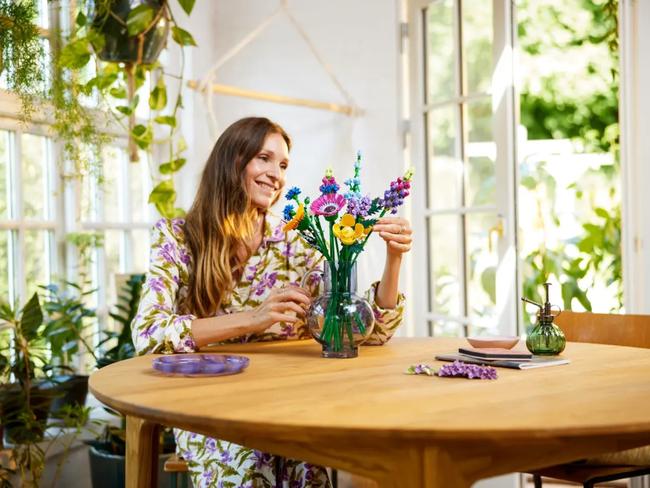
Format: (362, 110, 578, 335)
(249, 285, 312, 332)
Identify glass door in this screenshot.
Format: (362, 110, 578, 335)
(408, 0, 518, 337)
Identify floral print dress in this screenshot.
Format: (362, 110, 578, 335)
(132, 214, 405, 488)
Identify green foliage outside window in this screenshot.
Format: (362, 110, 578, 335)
(518, 0, 622, 321)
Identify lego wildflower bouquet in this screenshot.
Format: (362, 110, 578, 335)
(282, 152, 413, 358)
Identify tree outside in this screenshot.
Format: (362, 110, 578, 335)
(517, 0, 621, 327)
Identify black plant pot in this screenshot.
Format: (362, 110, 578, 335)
(88, 446, 181, 488)
(91, 0, 170, 64)
(0, 381, 57, 445)
(48, 374, 89, 415)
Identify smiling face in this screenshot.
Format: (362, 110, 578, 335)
(244, 131, 290, 211)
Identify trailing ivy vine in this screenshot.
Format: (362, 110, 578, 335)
(52, 0, 197, 217)
(0, 0, 45, 120)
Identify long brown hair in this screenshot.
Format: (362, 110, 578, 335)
(183, 117, 291, 317)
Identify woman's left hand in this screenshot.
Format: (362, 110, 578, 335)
(373, 217, 412, 256)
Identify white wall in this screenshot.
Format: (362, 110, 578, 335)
(175, 0, 413, 329)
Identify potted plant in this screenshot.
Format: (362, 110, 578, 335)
(0, 293, 54, 484)
(41, 282, 97, 415)
(95, 273, 144, 368)
(0, 294, 54, 444)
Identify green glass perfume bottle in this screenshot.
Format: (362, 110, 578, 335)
(521, 282, 566, 356)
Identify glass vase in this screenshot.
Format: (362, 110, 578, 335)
(526, 320, 566, 355)
(304, 261, 375, 358)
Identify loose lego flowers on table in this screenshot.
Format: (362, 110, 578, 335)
(405, 363, 435, 376)
(437, 361, 498, 380)
(332, 214, 371, 246)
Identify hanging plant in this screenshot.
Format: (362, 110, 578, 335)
(51, 0, 197, 218)
(0, 0, 45, 120)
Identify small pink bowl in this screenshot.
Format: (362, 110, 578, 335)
(466, 336, 521, 349)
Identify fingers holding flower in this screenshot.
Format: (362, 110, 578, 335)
(373, 217, 412, 255)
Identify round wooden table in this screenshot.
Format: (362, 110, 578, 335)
(89, 337, 650, 487)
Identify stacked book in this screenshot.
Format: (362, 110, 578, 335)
(435, 346, 570, 369)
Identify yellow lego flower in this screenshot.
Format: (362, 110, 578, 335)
(332, 213, 371, 245)
(282, 204, 305, 231)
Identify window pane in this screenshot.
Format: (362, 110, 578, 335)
(465, 99, 496, 206)
(0, 231, 9, 300)
(101, 147, 124, 222)
(427, 107, 462, 209)
(103, 230, 124, 309)
(25, 230, 50, 297)
(22, 133, 48, 219)
(426, 0, 455, 103)
(431, 319, 464, 337)
(129, 154, 150, 222)
(429, 215, 461, 317)
(79, 172, 95, 222)
(131, 229, 151, 273)
(0, 131, 10, 219)
(37, 0, 49, 29)
(465, 214, 498, 330)
(462, 0, 493, 95)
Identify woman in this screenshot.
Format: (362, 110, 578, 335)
(132, 117, 412, 488)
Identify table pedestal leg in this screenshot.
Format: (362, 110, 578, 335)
(372, 446, 469, 488)
(126, 415, 160, 488)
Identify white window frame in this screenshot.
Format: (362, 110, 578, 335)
(0, 118, 60, 303)
(619, 0, 650, 314)
(407, 0, 519, 338)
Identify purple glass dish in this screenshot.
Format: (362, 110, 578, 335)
(152, 354, 250, 377)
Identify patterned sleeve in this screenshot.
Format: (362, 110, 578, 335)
(363, 281, 406, 345)
(132, 219, 198, 355)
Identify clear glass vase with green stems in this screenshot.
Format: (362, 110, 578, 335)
(303, 256, 375, 359)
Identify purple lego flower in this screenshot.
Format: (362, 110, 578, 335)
(405, 363, 435, 376)
(346, 194, 372, 217)
(437, 361, 497, 380)
(381, 177, 411, 214)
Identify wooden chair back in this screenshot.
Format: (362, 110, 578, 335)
(555, 311, 650, 349)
